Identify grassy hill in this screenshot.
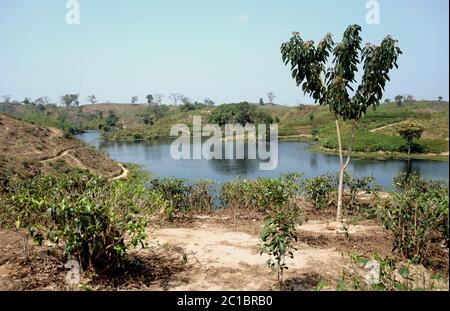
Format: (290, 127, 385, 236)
(0, 113, 122, 178)
(1, 100, 448, 160)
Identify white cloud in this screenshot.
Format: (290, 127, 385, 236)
(238, 15, 249, 24)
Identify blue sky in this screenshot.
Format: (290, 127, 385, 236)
(0, 0, 448, 105)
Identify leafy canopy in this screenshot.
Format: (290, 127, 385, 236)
(281, 25, 402, 120)
(396, 122, 424, 144)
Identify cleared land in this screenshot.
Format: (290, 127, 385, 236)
(0, 200, 447, 291)
(0, 113, 123, 179)
(1, 100, 448, 160)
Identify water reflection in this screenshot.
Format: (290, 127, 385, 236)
(76, 131, 449, 189)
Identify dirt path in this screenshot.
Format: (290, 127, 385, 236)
(41, 146, 84, 163)
(110, 162, 129, 180)
(370, 121, 405, 133)
(40, 146, 129, 180)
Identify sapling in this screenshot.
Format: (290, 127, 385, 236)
(259, 205, 300, 290)
(281, 25, 402, 222)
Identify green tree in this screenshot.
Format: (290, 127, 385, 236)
(394, 95, 403, 107)
(281, 25, 401, 221)
(259, 204, 300, 290)
(396, 122, 424, 155)
(60, 94, 79, 108)
(131, 96, 138, 104)
(105, 110, 119, 128)
(204, 98, 215, 106)
(438, 96, 443, 102)
(209, 102, 257, 126)
(259, 98, 264, 105)
(22, 97, 33, 105)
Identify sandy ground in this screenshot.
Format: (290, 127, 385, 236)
(135, 213, 393, 291)
(0, 211, 447, 291)
(145, 223, 344, 290)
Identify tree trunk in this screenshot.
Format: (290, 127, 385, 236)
(335, 119, 356, 222)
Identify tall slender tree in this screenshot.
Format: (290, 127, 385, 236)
(281, 25, 402, 221)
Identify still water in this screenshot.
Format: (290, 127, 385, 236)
(76, 131, 448, 189)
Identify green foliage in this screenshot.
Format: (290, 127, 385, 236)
(396, 122, 424, 154)
(395, 95, 403, 106)
(310, 128, 319, 141)
(187, 180, 214, 212)
(302, 174, 335, 209)
(60, 94, 80, 108)
(281, 25, 401, 120)
(208, 102, 273, 126)
(105, 110, 119, 128)
(220, 173, 302, 212)
(180, 102, 196, 112)
(377, 173, 449, 264)
(147, 178, 214, 219)
(148, 178, 190, 213)
(344, 173, 380, 209)
(259, 203, 301, 290)
(1, 170, 151, 271)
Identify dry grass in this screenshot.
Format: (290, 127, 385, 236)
(0, 113, 121, 178)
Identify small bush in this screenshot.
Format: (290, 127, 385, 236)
(377, 173, 449, 264)
(187, 180, 213, 212)
(344, 173, 380, 210)
(220, 173, 302, 212)
(302, 174, 335, 209)
(259, 203, 301, 290)
(2, 170, 150, 271)
(148, 178, 190, 213)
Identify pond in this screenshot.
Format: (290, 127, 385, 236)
(76, 131, 449, 190)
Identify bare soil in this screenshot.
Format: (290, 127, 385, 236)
(0, 113, 123, 178)
(0, 208, 446, 291)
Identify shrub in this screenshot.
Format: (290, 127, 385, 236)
(148, 178, 190, 213)
(2, 170, 150, 271)
(47, 194, 147, 270)
(259, 203, 301, 290)
(377, 174, 449, 264)
(219, 173, 302, 212)
(302, 174, 335, 209)
(344, 173, 380, 209)
(187, 180, 213, 212)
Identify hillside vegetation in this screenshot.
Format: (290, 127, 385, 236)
(0, 113, 122, 178)
(1, 100, 448, 160)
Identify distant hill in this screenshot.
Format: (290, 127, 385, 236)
(1, 99, 448, 160)
(0, 113, 122, 178)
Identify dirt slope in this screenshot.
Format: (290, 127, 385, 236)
(0, 113, 122, 178)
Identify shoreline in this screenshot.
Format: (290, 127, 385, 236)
(99, 132, 449, 162)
